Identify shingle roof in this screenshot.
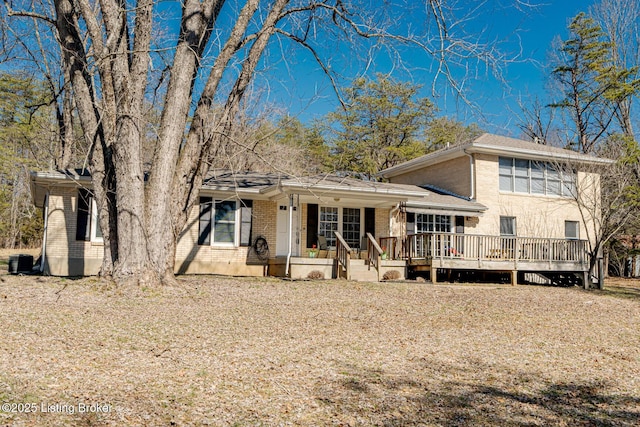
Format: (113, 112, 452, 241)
(202, 170, 286, 192)
(200, 170, 486, 212)
(31, 169, 487, 213)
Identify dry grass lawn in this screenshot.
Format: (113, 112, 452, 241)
(0, 268, 638, 426)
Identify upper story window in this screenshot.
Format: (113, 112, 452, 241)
(499, 157, 576, 197)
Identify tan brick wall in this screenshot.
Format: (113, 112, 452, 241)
(175, 199, 277, 275)
(45, 190, 278, 276)
(390, 207, 405, 239)
(375, 208, 391, 237)
(44, 188, 103, 276)
(390, 156, 471, 197)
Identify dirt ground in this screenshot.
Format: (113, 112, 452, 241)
(0, 258, 639, 426)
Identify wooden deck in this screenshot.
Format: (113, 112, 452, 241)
(270, 233, 589, 285)
(404, 233, 589, 285)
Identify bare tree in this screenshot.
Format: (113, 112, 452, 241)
(569, 135, 640, 288)
(516, 97, 556, 144)
(590, 0, 640, 137)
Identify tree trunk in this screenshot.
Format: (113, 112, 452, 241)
(57, 72, 75, 170)
(111, 120, 150, 283)
(52, 0, 317, 287)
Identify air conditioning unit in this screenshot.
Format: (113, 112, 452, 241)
(8, 254, 34, 274)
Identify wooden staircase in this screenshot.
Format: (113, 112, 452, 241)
(334, 232, 407, 282)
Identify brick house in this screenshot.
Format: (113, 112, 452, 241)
(380, 133, 611, 285)
(30, 133, 608, 284)
(30, 170, 485, 280)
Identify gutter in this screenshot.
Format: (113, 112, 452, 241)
(40, 191, 49, 274)
(389, 203, 400, 238)
(466, 144, 615, 165)
(285, 194, 293, 277)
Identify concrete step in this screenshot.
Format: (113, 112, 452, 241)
(338, 259, 407, 281)
(349, 263, 379, 281)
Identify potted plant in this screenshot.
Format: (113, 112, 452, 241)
(309, 244, 318, 258)
(381, 246, 388, 260)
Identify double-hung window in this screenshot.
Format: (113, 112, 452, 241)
(341, 208, 361, 248)
(414, 214, 452, 257)
(198, 197, 252, 247)
(318, 207, 340, 248)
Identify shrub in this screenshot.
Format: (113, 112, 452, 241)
(382, 270, 401, 281)
(307, 270, 325, 280)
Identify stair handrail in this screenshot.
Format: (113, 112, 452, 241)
(366, 232, 384, 281)
(334, 231, 352, 280)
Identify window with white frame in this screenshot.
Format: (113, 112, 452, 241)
(565, 220, 579, 240)
(319, 207, 339, 247)
(76, 188, 102, 243)
(500, 216, 516, 236)
(318, 206, 362, 248)
(416, 214, 451, 233)
(198, 197, 252, 246)
(499, 157, 576, 197)
(342, 208, 361, 248)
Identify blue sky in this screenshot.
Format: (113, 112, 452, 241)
(255, 1, 596, 137)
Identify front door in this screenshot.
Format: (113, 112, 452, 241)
(276, 198, 299, 256)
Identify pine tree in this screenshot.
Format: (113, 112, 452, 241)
(328, 75, 434, 180)
(551, 12, 640, 153)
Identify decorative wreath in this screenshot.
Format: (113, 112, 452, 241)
(252, 236, 270, 261)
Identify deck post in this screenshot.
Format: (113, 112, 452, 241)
(582, 270, 590, 289)
(431, 267, 438, 284)
(510, 270, 517, 286)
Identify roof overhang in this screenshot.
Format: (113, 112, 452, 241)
(30, 170, 487, 214)
(198, 184, 281, 201)
(379, 138, 615, 179)
(466, 144, 615, 165)
(30, 170, 92, 208)
(405, 200, 487, 217)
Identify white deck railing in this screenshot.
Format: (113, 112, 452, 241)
(406, 233, 588, 265)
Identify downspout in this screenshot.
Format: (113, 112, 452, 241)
(40, 191, 49, 274)
(389, 203, 401, 258)
(464, 149, 475, 200)
(389, 203, 400, 237)
(285, 193, 293, 277)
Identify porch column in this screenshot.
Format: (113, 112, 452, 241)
(431, 267, 438, 284)
(510, 270, 517, 286)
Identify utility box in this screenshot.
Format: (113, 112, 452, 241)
(8, 254, 33, 274)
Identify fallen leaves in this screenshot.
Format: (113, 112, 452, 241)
(0, 274, 638, 425)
